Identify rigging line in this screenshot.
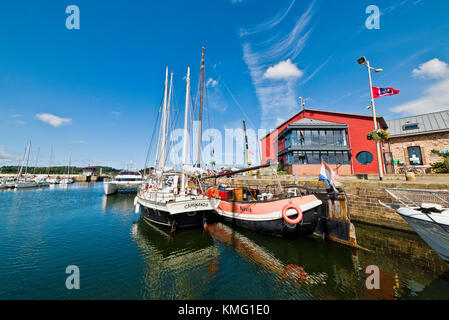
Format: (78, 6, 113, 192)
(145, 91, 165, 170)
(205, 55, 262, 164)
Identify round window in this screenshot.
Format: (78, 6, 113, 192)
(356, 151, 374, 165)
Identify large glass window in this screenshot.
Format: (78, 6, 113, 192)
(286, 151, 350, 165)
(285, 133, 291, 149)
(304, 130, 311, 146)
(319, 130, 327, 146)
(285, 129, 347, 148)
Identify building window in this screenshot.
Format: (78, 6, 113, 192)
(356, 151, 374, 165)
(286, 129, 347, 147)
(407, 146, 423, 165)
(286, 151, 350, 165)
(402, 123, 419, 131)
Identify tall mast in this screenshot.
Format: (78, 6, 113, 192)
(156, 67, 169, 170)
(24, 141, 32, 175)
(161, 71, 173, 169)
(197, 46, 206, 168)
(181, 67, 191, 195)
(33, 146, 40, 175)
(67, 154, 71, 179)
(47, 145, 53, 176)
(17, 141, 30, 179)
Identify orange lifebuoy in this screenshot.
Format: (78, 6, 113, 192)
(282, 204, 303, 225)
(206, 187, 219, 199)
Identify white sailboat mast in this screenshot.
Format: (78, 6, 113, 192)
(17, 141, 31, 179)
(24, 141, 32, 175)
(156, 67, 169, 170)
(161, 72, 173, 168)
(181, 67, 191, 195)
(68, 154, 71, 179)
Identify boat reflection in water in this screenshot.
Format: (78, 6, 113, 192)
(102, 193, 137, 215)
(129, 187, 449, 299)
(205, 223, 328, 290)
(131, 218, 219, 299)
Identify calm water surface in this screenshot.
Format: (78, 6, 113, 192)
(0, 183, 448, 300)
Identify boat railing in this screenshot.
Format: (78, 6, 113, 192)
(385, 188, 449, 208)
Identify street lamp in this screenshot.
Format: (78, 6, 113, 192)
(358, 56, 384, 181)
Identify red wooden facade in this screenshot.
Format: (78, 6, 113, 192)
(260, 108, 388, 175)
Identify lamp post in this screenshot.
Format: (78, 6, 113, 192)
(358, 56, 384, 181)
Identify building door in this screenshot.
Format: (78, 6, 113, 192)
(407, 146, 423, 165)
(383, 152, 395, 174)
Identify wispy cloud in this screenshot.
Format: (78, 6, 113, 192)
(15, 120, 26, 125)
(239, 0, 296, 37)
(111, 111, 121, 117)
(0, 146, 19, 165)
(240, 1, 316, 129)
(71, 140, 86, 144)
(36, 113, 72, 127)
(391, 58, 449, 115)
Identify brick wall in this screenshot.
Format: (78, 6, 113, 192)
(388, 131, 449, 166)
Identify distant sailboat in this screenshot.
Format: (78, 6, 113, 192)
(15, 141, 38, 189)
(47, 145, 60, 184)
(60, 154, 74, 184)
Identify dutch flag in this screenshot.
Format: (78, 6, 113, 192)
(318, 160, 340, 195)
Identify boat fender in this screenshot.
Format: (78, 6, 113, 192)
(282, 204, 303, 225)
(134, 196, 138, 206)
(135, 203, 140, 214)
(206, 187, 219, 199)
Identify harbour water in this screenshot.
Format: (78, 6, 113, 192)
(0, 183, 448, 300)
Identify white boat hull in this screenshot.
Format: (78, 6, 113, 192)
(104, 181, 143, 195)
(397, 207, 449, 263)
(15, 182, 38, 189)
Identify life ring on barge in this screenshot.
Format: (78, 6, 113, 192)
(282, 204, 303, 225)
(206, 187, 219, 199)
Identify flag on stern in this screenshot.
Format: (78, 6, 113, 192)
(372, 87, 400, 99)
(318, 160, 340, 195)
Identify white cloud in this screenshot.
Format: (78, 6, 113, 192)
(391, 77, 449, 115)
(111, 111, 121, 117)
(263, 59, 303, 80)
(15, 120, 25, 125)
(36, 113, 72, 127)
(206, 78, 218, 88)
(412, 58, 449, 79)
(71, 140, 86, 144)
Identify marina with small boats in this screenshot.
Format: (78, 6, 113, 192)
(2, 37, 449, 300)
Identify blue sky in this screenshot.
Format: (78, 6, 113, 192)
(1, 0, 448, 169)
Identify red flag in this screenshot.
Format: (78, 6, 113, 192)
(372, 87, 399, 99)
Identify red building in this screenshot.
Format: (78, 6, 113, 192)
(260, 108, 388, 175)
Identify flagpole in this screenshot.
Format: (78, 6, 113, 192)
(365, 59, 384, 181)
